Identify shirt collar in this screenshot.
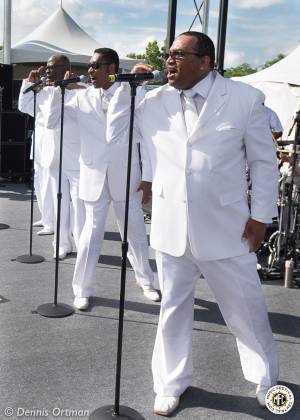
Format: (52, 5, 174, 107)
(101, 82, 119, 98)
(182, 70, 215, 99)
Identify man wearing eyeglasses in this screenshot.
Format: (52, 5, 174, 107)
(109, 32, 279, 415)
(47, 48, 159, 310)
(18, 55, 85, 260)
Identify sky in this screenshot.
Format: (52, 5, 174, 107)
(0, 0, 300, 68)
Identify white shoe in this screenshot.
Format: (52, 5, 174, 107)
(256, 384, 274, 408)
(73, 297, 89, 311)
(137, 283, 161, 302)
(154, 396, 180, 416)
(33, 220, 43, 227)
(53, 249, 72, 260)
(37, 228, 54, 236)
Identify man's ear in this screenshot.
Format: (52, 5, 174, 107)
(200, 55, 211, 70)
(108, 63, 117, 75)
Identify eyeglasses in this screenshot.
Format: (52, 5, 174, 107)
(88, 62, 110, 70)
(167, 50, 203, 61)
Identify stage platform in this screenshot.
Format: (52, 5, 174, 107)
(0, 182, 299, 419)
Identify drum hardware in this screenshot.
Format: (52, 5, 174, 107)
(257, 112, 300, 286)
(277, 140, 299, 146)
(276, 148, 300, 155)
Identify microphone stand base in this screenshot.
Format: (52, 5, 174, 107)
(0, 223, 10, 230)
(37, 303, 74, 318)
(16, 254, 45, 264)
(89, 405, 145, 420)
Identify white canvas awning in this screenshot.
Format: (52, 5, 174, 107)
(8, 7, 138, 70)
(233, 44, 300, 135)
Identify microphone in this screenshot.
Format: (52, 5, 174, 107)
(23, 77, 47, 94)
(108, 70, 161, 83)
(55, 75, 89, 87)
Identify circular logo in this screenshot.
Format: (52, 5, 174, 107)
(265, 385, 294, 414)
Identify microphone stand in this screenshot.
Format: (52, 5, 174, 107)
(16, 88, 44, 263)
(0, 86, 10, 229)
(90, 83, 144, 419)
(37, 85, 74, 318)
(283, 111, 300, 264)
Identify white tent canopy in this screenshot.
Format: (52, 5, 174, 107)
(233, 44, 300, 135)
(9, 6, 137, 69)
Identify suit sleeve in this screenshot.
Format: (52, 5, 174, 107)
(44, 87, 79, 129)
(139, 137, 152, 182)
(107, 83, 144, 144)
(44, 86, 62, 129)
(244, 90, 279, 222)
(18, 80, 48, 117)
(18, 80, 35, 116)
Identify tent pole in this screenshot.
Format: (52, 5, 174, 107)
(3, 0, 12, 65)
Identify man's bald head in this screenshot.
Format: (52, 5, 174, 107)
(46, 54, 70, 82)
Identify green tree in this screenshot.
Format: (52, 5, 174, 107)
(261, 53, 285, 69)
(127, 40, 166, 72)
(126, 52, 145, 60)
(224, 63, 257, 78)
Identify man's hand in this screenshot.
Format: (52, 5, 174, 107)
(137, 181, 152, 205)
(28, 66, 45, 92)
(63, 70, 86, 90)
(242, 218, 266, 252)
(28, 66, 45, 83)
(131, 63, 154, 74)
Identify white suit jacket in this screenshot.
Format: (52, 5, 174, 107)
(18, 80, 80, 171)
(18, 80, 51, 165)
(109, 72, 279, 260)
(66, 84, 150, 202)
(43, 87, 80, 171)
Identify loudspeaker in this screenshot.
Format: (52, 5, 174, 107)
(1, 110, 29, 143)
(0, 110, 31, 180)
(0, 64, 13, 110)
(0, 143, 31, 180)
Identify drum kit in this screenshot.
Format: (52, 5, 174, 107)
(257, 139, 300, 285)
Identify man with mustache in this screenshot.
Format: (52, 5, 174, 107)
(19, 54, 85, 258)
(109, 32, 279, 416)
(47, 48, 160, 309)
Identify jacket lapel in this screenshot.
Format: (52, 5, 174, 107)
(89, 88, 106, 121)
(189, 72, 228, 143)
(161, 85, 187, 139)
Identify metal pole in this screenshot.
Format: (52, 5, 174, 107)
(89, 83, 144, 420)
(3, 0, 12, 65)
(166, 0, 177, 51)
(202, 0, 210, 34)
(216, 0, 229, 75)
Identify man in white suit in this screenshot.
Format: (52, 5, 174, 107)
(43, 55, 85, 259)
(20, 55, 85, 259)
(64, 48, 159, 310)
(19, 67, 55, 235)
(108, 32, 279, 415)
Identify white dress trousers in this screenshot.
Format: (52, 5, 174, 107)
(72, 176, 154, 298)
(49, 167, 85, 253)
(34, 162, 54, 230)
(152, 245, 279, 397)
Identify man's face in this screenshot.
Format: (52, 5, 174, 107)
(166, 35, 211, 90)
(88, 53, 116, 89)
(45, 57, 68, 82)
